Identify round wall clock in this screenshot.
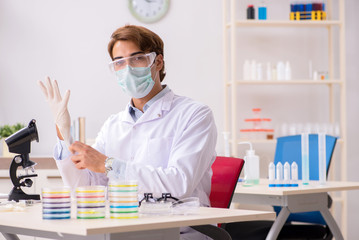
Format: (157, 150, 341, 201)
(128, 0, 170, 23)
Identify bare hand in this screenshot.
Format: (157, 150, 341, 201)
(69, 141, 107, 173)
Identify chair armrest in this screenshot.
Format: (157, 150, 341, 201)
(190, 225, 232, 240)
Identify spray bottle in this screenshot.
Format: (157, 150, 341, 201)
(239, 142, 259, 186)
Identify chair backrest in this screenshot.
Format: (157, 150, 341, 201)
(209, 156, 245, 209)
(274, 134, 337, 180)
(273, 134, 337, 225)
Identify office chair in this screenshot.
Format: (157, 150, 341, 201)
(223, 134, 337, 240)
(190, 156, 245, 240)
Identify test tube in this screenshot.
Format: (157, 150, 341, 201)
(276, 162, 283, 187)
(291, 162, 299, 187)
(301, 133, 309, 185)
(283, 162, 291, 187)
(318, 133, 326, 185)
(268, 162, 275, 187)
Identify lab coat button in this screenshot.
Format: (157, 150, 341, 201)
(158, 113, 161, 117)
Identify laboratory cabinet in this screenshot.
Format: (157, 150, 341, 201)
(222, 0, 347, 237)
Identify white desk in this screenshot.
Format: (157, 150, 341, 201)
(233, 179, 359, 240)
(0, 203, 275, 240)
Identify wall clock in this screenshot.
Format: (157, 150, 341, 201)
(128, 0, 170, 23)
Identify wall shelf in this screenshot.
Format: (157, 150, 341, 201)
(223, 0, 348, 237)
(225, 20, 341, 28)
(226, 80, 342, 86)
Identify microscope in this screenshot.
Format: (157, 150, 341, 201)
(5, 119, 40, 202)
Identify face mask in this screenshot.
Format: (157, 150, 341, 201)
(116, 65, 156, 99)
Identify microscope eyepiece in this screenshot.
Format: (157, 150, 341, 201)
(5, 119, 39, 155)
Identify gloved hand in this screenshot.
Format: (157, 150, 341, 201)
(38, 76, 72, 148)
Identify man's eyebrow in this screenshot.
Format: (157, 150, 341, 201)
(113, 51, 145, 60)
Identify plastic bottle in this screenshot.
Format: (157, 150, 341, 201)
(291, 162, 299, 187)
(283, 162, 291, 187)
(285, 61, 292, 80)
(276, 61, 285, 80)
(250, 60, 257, 80)
(266, 62, 272, 80)
(256, 63, 263, 81)
(243, 60, 251, 80)
(239, 142, 259, 186)
(271, 66, 277, 80)
(275, 162, 283, 187)
(268, 162, 275, 187)
(247, 5, 255, 20)
(258, 0, 267, 20)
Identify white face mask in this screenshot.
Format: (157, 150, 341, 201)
(116, 65, 156, 99)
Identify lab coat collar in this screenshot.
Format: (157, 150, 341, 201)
(123, 89, 174, 124)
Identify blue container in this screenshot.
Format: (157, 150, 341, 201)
(258, 6, 267, 20)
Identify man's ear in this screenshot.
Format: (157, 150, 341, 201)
(155, 54, 164, 71)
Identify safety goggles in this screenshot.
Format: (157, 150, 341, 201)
(139, 193, 179, 206)
(109, 52, 156, 72)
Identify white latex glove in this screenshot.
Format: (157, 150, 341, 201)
(38, 76, 72, 148)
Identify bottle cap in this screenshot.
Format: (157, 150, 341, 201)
(245, 149, 255, 156)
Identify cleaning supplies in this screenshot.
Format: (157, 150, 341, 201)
(239, 142, 259, 186)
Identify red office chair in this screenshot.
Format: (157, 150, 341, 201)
(190, 156, 245, 240)
(210, 156, 245, 208)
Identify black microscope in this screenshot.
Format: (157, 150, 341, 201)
(5, 119, 40, 202)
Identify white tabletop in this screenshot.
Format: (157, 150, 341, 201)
(0, 203, 275, 236)
(235, 179, 359, 196)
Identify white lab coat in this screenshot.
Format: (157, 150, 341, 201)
(54, 89, 217, 239)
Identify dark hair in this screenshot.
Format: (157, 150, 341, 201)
(108, 25, 166, 82)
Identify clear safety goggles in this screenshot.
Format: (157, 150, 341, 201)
(109, 52, 156, 72)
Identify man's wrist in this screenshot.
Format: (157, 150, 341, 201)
(104, 157, 114, 175)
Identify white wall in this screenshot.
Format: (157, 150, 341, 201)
(0, 0, 358, 238)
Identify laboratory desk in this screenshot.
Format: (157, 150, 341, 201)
(233, 179, 359, 240)
(0, 203, 275, 240)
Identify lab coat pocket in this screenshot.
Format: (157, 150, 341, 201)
(147, 137, 174, 168)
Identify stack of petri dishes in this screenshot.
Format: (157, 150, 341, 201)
(76, 186, 106, 219)
(108, 181, 139, 219)
(42, 187, 71, 220)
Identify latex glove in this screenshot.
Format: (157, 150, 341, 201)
(38, 76, 72, 148)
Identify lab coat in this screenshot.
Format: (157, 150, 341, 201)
(55, 89, 217, 239)
(55, 89, 217, 203)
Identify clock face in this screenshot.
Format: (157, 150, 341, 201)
(129, 0, 170, 23)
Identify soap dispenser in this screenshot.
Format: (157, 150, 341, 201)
(239, 142, 260, 186)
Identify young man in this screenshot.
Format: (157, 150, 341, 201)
(39, 25, 217, 240)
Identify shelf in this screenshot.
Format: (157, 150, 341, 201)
(224, 0, 347, 236)
(225, 20, 341, 28)
(231, 138, 343, 145)
(237, 139, 276, 144)
(0, 157, 56, 169)
(226, 80, 342, 86)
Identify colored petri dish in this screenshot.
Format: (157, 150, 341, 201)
(108, 180, 138, 187)
(43, 209, 71, 214)
(77, 213, 105, 219)
(76, 186, 106, 197)
(43, 214, 71, 220)
(110, 213, 139, 219)
(42, 203, 71, 208)
(42, 197, 71, 203)
(110, 208, 138, 214)
(110, 202, 138, 207)
(108, 191, 138, 197)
